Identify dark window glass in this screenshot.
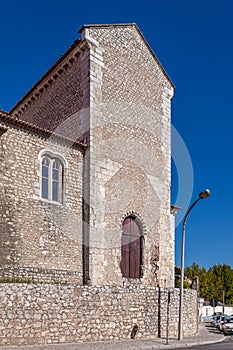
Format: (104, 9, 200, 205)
(42, 158, 49, 199)
(52, 161, 60, 180)
(42, 178, 49, 199)
(52, 161, 61, 202)
(52, 180, 59, 201)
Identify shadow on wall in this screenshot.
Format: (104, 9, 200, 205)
(0, 192, 19, 272)
(131, 324, 139, 339)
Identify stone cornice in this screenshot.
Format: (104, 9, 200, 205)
(10, 39, 89, 118)
(170, 205, 181, 215)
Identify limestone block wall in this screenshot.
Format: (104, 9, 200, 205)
(3, 23, 176, 289)
(0, 283, 197, 346)
(81, 24, 175, 287)
(0, 121, 84, 284)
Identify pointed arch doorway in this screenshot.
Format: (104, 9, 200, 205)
(121, 216, 144, 279)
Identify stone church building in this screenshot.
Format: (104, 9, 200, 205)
(0, 24, 197, 345)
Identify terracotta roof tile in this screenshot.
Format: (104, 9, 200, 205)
(0, 111, 86, 149)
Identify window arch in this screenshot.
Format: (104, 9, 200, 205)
(39, 150, 67, 203)
(121, 216, 144, 279)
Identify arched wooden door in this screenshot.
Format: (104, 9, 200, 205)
(121, 216, 143, 278)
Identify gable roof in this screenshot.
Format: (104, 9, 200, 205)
(9, 23, 174, 118)
(79, 23, 175, 88)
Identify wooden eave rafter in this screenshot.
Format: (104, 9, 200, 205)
(0, 125, 8, 135)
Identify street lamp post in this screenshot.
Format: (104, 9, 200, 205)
(178, 189, 210, 340)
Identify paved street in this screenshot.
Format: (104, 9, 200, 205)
(0, 323, 225, 350)
(173, 338, 233, 350)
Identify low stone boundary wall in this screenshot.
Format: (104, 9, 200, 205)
(0, 267, 81, 284)
(0, 283, 197, 346)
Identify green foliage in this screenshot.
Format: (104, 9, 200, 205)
(183, 281, 191, 289)
(175, 279, 191, 289)
(0, 278, 33, 284)
(175, 278, 180, 288)
(184, 262, 233, 304)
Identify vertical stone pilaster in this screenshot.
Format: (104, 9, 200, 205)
(158, 86, 174, 288)
(81, 29, 107, 285)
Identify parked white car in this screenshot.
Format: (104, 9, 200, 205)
(217, 315, 228, 332)
(222, 317, 233, 335)
(211, 314, 221, 328)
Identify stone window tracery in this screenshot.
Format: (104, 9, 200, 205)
(39, 150, 67, 204)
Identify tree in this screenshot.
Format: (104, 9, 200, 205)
(205, 264, 233, 304)
(183, 262, 233, 304)
(184, 262, 207, 294)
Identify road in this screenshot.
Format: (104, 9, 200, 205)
(173, 337, 233, 350)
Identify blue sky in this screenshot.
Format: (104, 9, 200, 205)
(0, 0, 232, 270)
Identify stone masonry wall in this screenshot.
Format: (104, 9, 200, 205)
(81, 25, 175, 287)
(0, 121, 84, 284)
(0, 283, 197, 346)
(8, 24, 176, 288)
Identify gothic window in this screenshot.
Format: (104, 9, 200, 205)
(52, 161, 62, 201)
(121, 216, 143, 279)
(40, 151, 65, 203)
(42, 157, 50, 199)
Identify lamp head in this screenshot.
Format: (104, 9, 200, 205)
(199, 189, 211, 199)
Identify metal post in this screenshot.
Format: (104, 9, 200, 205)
(196, 276, 199, 329)
(178, 189, 210, 341)
(166, 290, 171, 345)
(223, 290, 225, 315)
